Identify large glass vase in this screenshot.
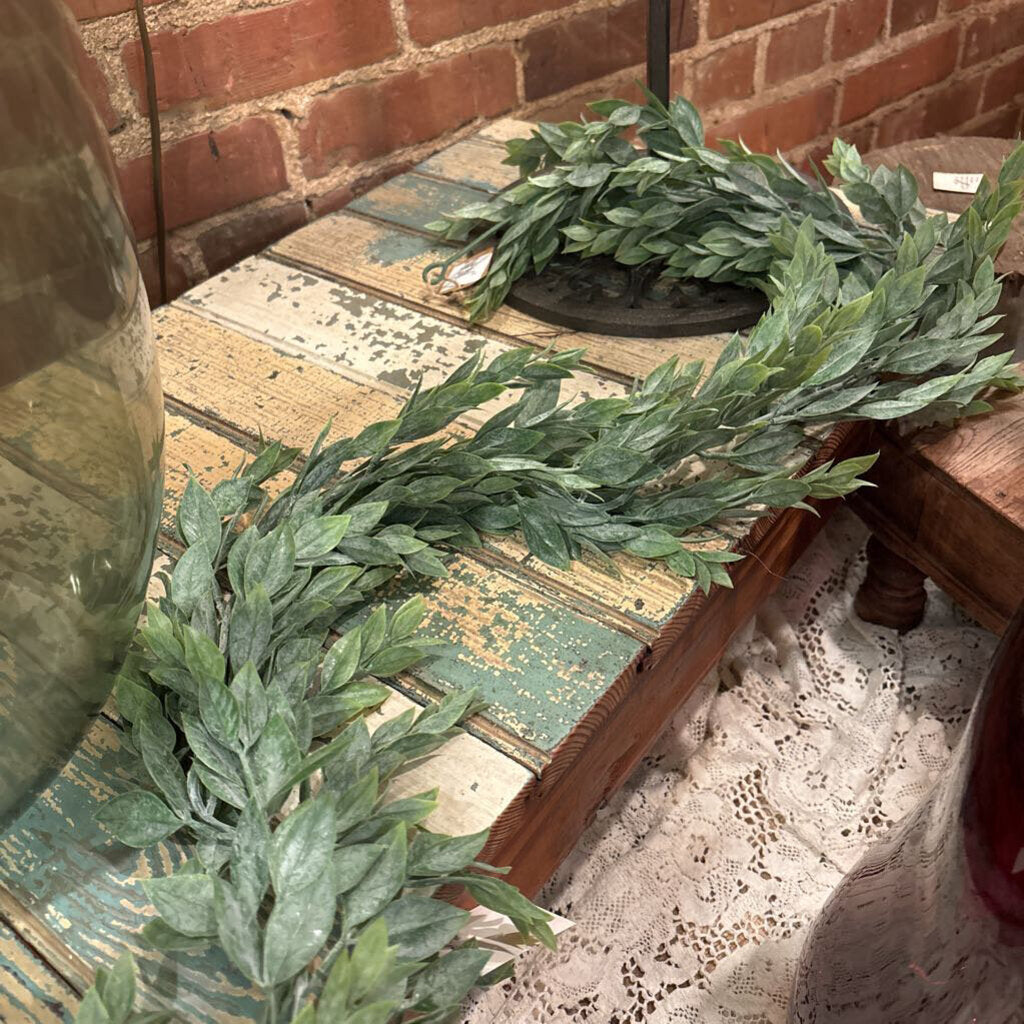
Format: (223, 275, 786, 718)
(0, 0, 164, 826)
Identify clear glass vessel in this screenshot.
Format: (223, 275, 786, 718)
(788, 604, 1024, 1023)
(0, 0, 164, 826)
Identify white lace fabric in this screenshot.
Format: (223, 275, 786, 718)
(464, 509, 996, 1024)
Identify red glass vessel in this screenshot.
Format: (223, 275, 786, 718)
(789, 602, 1024, 1023)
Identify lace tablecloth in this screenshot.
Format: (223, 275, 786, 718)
(465, 508, 996, 1024)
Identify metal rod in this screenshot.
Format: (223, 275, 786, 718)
(647, 0, 671, 107)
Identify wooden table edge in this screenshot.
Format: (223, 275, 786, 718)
(482, 420, 873, 896)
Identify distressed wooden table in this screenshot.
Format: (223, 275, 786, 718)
(0, 119, 866, 1021)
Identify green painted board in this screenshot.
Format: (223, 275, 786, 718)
(349, 172, 495, 242)
(0, 718, 260, 1023)
(0, 920, 78, 1023)
(338, 555, 642, 753)
(348, 174, 486, 233)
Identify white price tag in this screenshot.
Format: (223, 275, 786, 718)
(932, 171, 983, 194)
(439, 248, 494, 295)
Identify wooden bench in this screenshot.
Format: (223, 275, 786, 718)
(0, 119, 866, 1021)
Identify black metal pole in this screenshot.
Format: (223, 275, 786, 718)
(647, 0, 671, 107)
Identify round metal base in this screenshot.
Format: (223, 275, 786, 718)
(505, 257, 768, 338)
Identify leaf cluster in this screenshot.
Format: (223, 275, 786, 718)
(93, 459, 553, 1023)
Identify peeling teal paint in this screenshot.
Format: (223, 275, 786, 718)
(349, 174, 484, 234)
(0, 721, 262, 1023)
(338, 557, 643, 755)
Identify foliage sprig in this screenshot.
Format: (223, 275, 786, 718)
(80, 93, 1023, 1024)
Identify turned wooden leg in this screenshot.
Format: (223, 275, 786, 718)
(855, 535, 928, 631)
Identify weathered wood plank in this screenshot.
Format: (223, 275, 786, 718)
(348, 174, 487, 233)
(155, 307, 699, 637)
(369, 692, 531, 836)
(155, 311, 406, 449)
(0, 919, 78, 1023)
(416, 138, 516, 193)
(174, 257, 624, 422)
(0, 717, 261, 1023)
(477, 119, 537, 145)
(339, 554, 643, 753)
(270, 214, 732, 382)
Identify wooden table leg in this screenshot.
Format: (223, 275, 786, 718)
(854, 534, 928, 631)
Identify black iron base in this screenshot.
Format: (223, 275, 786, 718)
(505, 258, 767, 338)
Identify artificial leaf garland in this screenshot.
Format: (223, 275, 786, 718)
(78, 94, 1024, 1023)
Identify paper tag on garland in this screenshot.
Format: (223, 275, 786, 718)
(933, 171, 983, 194)
(455, 905, 574, 972)
(439, 248, 493, 295)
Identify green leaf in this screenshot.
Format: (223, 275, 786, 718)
(211, 476, 253, 516)
(227, 526, 258, 595)
(177, 476, 222, 558)
(230, 662, 269, 749)
(389, 595, 426, 640)
(322, 629, 362, 693)
(262, 871, 336, 986)
(232, 799, 272, 918)
(624, 528, 681, 558)
(567, 163, 612, 188)
(345, 500, 390, 535)
(517, 499, 570, 569)
(251, 714, 302, 808)
(228, 584, 273, 671)
(142, 917, 212, 953)
(409, 829, 489, 876)
(333, 843, 384, 895)
(198, 675, 241, 748)
(404, 548, 449, 577)
(364, 644, 429, 678)
(97, 791, 184, 848)
(182, 712, 240, 781)
(344, 823, 408, 927)
(349, 918, 396, 1004)
(294, 515, 352, 561)
(464, 875, 556, 950)
(75, 989, 112, 1024)
(375, 895, 469, 960)
(139, 726, 190, 821)
(182, 626, 225, 687)
(169, 543, 214, 615)
(270, 796, 336, 894)
(214, 879, 263, 984)
(94, 952, 136, 1024)
(143, 873, 217, 938)
(244, 525, 296, 597)
(360, 605, 388, 661)
(411, 946, 491, 1011)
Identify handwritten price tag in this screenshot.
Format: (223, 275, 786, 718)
(932, 171, 983, 194)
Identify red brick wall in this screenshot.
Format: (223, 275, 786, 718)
(73, 0, 1024, 303)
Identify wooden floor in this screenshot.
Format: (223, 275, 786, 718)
(0, 119, 866, 1020)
